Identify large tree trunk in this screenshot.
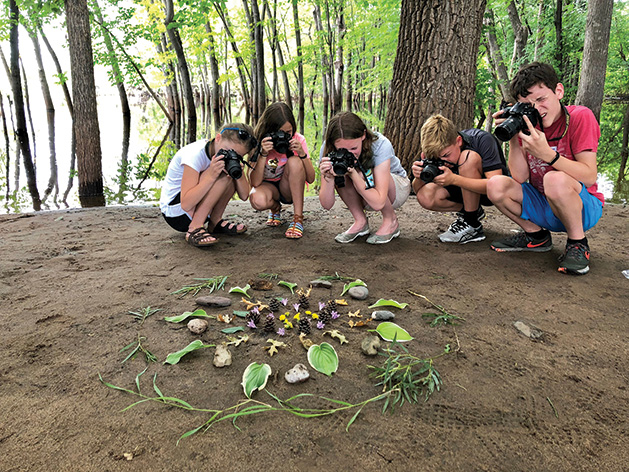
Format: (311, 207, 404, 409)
(331, 2, 345, 116)
(251, 0, 265, 122)
(384, 0, 486, 172)
(64, 0, 104, 207)
(292, 0, 304, 134)
(28, 27, 58, 204)
(575, 0, 614, 122)
(9, 0, 40, 210)
(163, 0, 196, 143)
(1, 93, 10, 198)
(554, 0, 564, 73)
(313, 6, 329, 128)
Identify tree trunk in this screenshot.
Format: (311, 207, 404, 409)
(292, 0, 304, 134)
(554, 0, 564, 73)
(163, 0, 196, 143)
(28, 27, 58, 204)
(384, 0, 487, 172)
(533, 0, 545, 61)
(575, 0, 614, 122)
(20, 59, 37, 171)
(1, 93, 10, 198)
(64, 0, 104, 207)
(507, 0, 528, 75)
(93, 0, 130, 201)
(251, 0, 265, 121)
(617, 105, 629, 185)
(332, 2, 345, 115)
(158, 36, 181, 147)
(313, 5, 329, 128)
(9, 0, 40, 210)
(204, 22, 222, 132)
(484, 9, 512, 102)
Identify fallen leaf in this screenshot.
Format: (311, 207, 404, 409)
(323, 329, 349, 344)
(248, 279, 274, 291)
(335, 299, 348, 306)
(264, 339, 287, 357)
(226, 335, 249, 347)
(299, 333, 313, 350)
(241, 298, 269, 311)
(123, 453, 133, 461)
(348, 310, 362, 318)
(217, 314, 233, 323)
(348, 318, 372, 328)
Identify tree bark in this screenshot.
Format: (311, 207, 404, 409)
(575, 0, 614, 122)
(163, 0, 197, 143)
(0, 93, 10, 198)
(204, 22, 222, 132)
(507, 0, 528, 75)
(9, 0, 41, 210)
(484, 9, 512, 102)
(384, 0, 487, 172)
(64, 0, 104, 207)
(292, 0, 304, 133)
(555, 0, 564, 73)
(617, 105, 629, 184)
(313, 5, 329, 128)
(331, 1, 345, 115)
(533, 0, 545, 61)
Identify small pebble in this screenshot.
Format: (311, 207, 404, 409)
(513, 320, 544, 340)
(196, 296, 232, 307)
(361, 335, 381, 356)
(348, 286, 369, 300)
(310, 279, 332, 289)
(285, 363, 310, 384)
(213, 344, 232, 367)
(371, 310, 395, 321)
(187, 318, 208, 334)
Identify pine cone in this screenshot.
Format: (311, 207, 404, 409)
(298, 292, 310, 310)
(263, 314, 276, 333)
(246, 309, 261, 325)
(298, 318, 311, 335)
(269, 298, 280, 313)
(319, 308, 331, 324)
(327, 299, 337, 312)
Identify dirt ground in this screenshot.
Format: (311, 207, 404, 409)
(0, 196, 628, 472)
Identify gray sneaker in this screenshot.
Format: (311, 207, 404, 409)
(335, 223, 370, 243)
(439, 219, 485, 244)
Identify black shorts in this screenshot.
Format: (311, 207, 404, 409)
(444, 185, 493, 207)
(266, 180, 293, 205)
(161, 193, 210, 232)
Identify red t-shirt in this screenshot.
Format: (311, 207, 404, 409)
(526, 105, 604, 204)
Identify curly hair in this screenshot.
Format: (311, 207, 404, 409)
(323, 112, 378, 169)
(510, 62, 560, 99)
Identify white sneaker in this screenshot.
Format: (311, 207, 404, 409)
(439, 219, 485, 244)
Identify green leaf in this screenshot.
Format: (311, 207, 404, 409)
(232, 310, 249, 318)
(307, 342, 339, 376)
(340, 279, 367, 296)
(229, 284, 252, 298)
(241, 362, 272, 398)
(152, 373, 163, 397)
(164, 340, 213, 365)
(278, 280, 298, 294)
(164, 309, 211, 323)
(368, 298, 409, 309)
(221, 326, 245, 334)
(374, 322, 413, 342)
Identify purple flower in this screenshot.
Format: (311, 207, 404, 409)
(247, 320, 257, 329)
(277, 327, 286, 336)
(318, 301, 326, 311)
(331, 310, 340, 320)
(252, 306, 260, 315)
(316, 321, 325, 330)
(293, 303, 301, 312)
(281, 298, 288, 306)
(267, 313, 275, 319)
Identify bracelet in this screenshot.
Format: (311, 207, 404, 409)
(298, 154, 307, 160)
(549, 151, 561, 166)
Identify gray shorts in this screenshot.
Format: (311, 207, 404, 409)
(365, 174, 410, 211)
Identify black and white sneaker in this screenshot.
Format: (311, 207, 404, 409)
(439, 219, 485, 244)
(456, 207, 486, 222)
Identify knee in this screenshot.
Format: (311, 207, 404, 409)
(486, 175, 512, 202)
(415, 187, 436, 210)
(249, 190, 268, 211)
(544, 171, 577, 201)
(286, 157, 305, 178)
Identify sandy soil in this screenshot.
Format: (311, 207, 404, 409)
(1, 197, 628, 472)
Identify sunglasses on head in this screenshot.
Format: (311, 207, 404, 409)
(222, 127, 258, 149)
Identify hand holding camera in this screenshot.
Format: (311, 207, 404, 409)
(215, 149, 246, 180)
(494, 102, 543, 141)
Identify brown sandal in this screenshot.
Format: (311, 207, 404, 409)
(285, 215, 304, 239)
(186, 228, 218, 247)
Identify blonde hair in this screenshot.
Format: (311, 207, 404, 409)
(420, 115, 458, 159)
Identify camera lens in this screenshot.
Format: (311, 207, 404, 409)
(495, 116, 523, 142)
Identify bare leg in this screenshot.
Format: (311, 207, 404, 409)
(279, 157, 306, 216)
(336, 176, 369, 232)
(544, 171, 585, 239)
(416, 183, 462, 212)
(486, 175, 541, 232)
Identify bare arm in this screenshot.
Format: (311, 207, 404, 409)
(318, 156, 336, 209)
(180, 161, 223, 213)
(348, 160, 391, 211)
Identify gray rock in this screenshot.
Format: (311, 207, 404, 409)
(285, 363, 310, 384)
(361, 335, 381, 356)
(187, 318, 208, 334)
(310, 279, 332, 289)
(196, 296, 232, 307)
(514, 320, 544, 340)
(348, 286, 369, 300)
(213, 344, 232, 367)
(371, 310, 395, 321)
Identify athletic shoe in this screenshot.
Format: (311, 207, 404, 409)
(439, 219, 485, 244)
(558, 242, 590, 275)
(491, 231, 552, 252)
(456, 207, 486, 222)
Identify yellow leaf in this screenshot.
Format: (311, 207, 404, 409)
(324, 329, 348, 345)
(335, 299, 348, 306)
(299, 333, 313, 350)
(348, 310, 361, 318)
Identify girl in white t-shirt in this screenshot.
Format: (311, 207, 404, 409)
(248, 102, 315, 239)
(159, 124, 256, 247)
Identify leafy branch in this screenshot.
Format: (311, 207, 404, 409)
(369, 340, 450, 412)
(316, 272, 356, 281)
(120, 334, 158, 364)
(171, 275, 228, 298)
(408, 290, 465, 327)
(126, 306, 162, 326)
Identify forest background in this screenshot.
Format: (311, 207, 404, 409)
(0, 0, 627, 214)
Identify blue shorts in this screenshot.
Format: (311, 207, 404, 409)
(520, 182, 603, 232)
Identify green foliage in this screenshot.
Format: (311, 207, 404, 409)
(307, 342, 339, 376)
(164, 340, 215, 365)
(171, 275, 229, 298)
(120, 334, 158, 364)
(126, 306, 162, 326)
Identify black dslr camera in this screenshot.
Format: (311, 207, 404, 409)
(494, 102, 543, 141)
(269, 130, 293, 156)
(216, 149, 245, 179)
(419, 158, 450, 184)
(328, 148, 357, 188)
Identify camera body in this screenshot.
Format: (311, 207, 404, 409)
(215, 149, 244, 179)
(419, 158, 449, 184)
(269, 131, 293, 156)
(328, 148, 357, 176)
(494, 102, 543, 141)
